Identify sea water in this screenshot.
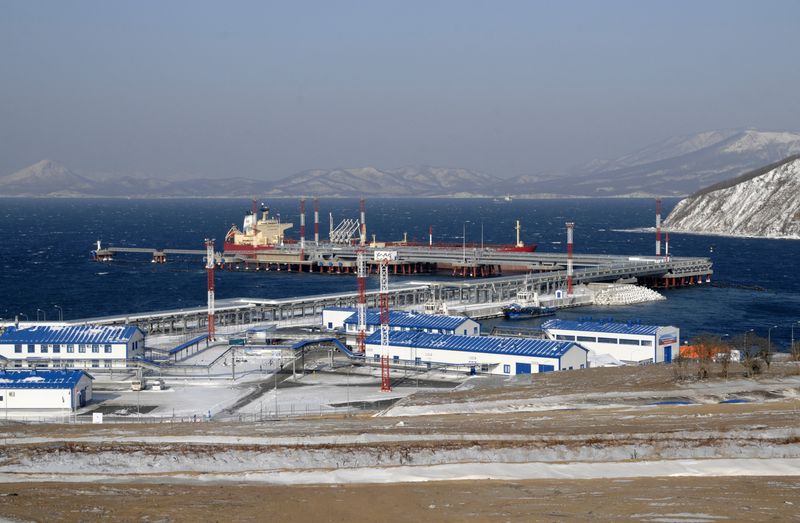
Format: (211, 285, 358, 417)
(1, 198, 798, 348)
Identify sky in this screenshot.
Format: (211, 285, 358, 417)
(1, 0, 799, 180)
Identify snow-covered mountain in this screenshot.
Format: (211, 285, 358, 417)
(0, 160, 99, 196)
(504, 129, 800, 197)
(264, 166, 502, 197)
(664, 155, 800, 239)
(0, 160, 270, 197)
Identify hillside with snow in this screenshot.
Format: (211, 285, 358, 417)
(507, 129, 800, 197)
(665, 155, 800, 239)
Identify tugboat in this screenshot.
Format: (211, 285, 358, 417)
(502, 274, 556, 320)
(502, 303, 555, 320)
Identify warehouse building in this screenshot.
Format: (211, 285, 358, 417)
(0, 369, 93, 411)
(364, 331, 587, 375)
(541, 318, 679, 364)
(0, 325, 145, 369)
(322, 307, 480, 346)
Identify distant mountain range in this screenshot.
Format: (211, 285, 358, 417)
(3, 129, 800, 198)
(665, 155, 800, 239)
(518, 129, 800, 197)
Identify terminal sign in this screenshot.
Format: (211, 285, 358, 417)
(374, 250, 397, 261)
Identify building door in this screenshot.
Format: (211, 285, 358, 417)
(515, 363, 532, 374)
(78, 389, 86, 408)
(539, 364, 555, 373)
(664, 346, 672, 363)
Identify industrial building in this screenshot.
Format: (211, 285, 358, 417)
(0, 325, 145, 369)
(322, 307, 480, 340)
(541, 318, 679, 364)
(0, 369, 93, 411)
(364, 331, 588, 375)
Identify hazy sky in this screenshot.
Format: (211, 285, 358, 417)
(2, 1, 799, 180)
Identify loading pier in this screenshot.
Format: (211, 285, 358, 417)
(75, 254, 712, 335)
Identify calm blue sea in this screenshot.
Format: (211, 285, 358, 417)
(1, 198, 798, 349)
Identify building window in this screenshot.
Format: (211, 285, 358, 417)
(556, 334, 575, 341)
(415, 357, 421, 365)
(481, 364, 489, 372)
(91, 360, 100, 368)
(104, 344, 112, 353)
(327, 322, 333, 329)
(374, 354, 380, 362)
(92, 344, 100, 353)
(577, 336, 596, 342)
(67, 344, 74, 353)
(41, 344, 48, 353)
(393, 355, 399, 362)
(619, 338, 640, 346)
(641, 340, 653, 346)
(598, 337, 617, 344)
(580, 364, 585, 369)
(14, 344, 22, 353)
(473, 327, 478, 334)
(104, 360, 113, 368)
(27, 344, 35, 353)
(79, 345, 86, 353)
(503, 364, 510, 374)
(53, 344, 61, 353)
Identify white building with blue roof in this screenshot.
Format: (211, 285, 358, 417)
(541, 319, 679, 364)
(365, 331, 587, 376)
(0, 369, 93, 411)
(322, 307, 480, 346)
(0, 325, 145, 369)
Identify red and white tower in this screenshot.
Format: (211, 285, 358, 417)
(356, 248, 368, 354)
(205, 238, 216, 341)
(299, 198, 306, 257)
(313, 198, 320, 245)
(374, 250, 396, 392)
(655, 198, 662, 256)
(360, 198, 367, 246)
(566, 222, 574, 296)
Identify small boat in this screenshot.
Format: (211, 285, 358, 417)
(502, 303, 556, 320)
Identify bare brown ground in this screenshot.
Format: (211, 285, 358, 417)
(1, 477, 799, 522)
(2, 365, 799, 522)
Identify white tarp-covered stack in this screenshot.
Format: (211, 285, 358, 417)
(592, 284, 665, 306)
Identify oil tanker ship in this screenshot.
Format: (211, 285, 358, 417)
(219, 201, 536, 277)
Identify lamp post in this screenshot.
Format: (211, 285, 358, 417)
(767, 325, 778, 366)
(53, 305, 63, 322)
(768, 325, 778, 353)
(36, 309, 46, 322)
(18, 313, 28, 323)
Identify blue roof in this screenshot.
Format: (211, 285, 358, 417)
(0, 325, 143, 345)
(541, 319, 661, 336)
(366, 331, 583, 359)
(0, 369, 91, 390)
(343, 309, 473, 330)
